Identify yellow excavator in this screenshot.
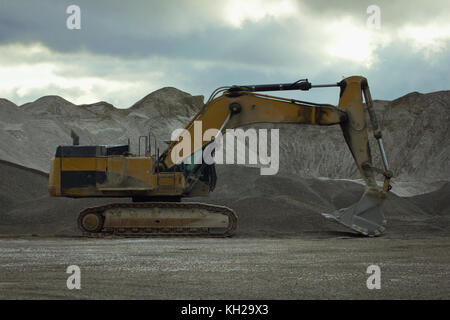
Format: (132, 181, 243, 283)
(48, 75, 392, 237)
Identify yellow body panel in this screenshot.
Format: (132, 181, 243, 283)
(50, 154, 186, 198)
(61, 157, 98, 171)
(105, 156, 153, 183)
(48, 157, 61, 196)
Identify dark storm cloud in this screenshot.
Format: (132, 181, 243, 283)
(0, 0, 448, 66)
(0, 0, 449, 106)
(0, 0, 309, 67)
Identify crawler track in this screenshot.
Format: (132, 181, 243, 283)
(78, 202, 237, 238)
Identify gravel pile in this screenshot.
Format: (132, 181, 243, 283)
(1, 161, 448, 238)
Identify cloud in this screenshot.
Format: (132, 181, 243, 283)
(0, 43, 165, 107)
(398, 23, 450, 58)
(223, 0, 298, 28)
(0, 0, 449, 107)
(298, 0, 450, 27)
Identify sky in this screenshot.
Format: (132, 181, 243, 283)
(0, 0, 449, 108)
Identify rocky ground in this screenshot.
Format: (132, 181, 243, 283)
(0, 237, 449, 299)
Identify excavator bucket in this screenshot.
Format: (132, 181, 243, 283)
(321, 191, 387, 236)
(320, 76, 391, 237)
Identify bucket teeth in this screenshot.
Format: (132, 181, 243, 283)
(321, 193, 386, 236)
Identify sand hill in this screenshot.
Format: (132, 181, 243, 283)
(1, 89, 449, 184)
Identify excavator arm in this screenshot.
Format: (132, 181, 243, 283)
(161, 75, 393, 236)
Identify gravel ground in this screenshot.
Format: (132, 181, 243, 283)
(0, 236, 449, 299)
